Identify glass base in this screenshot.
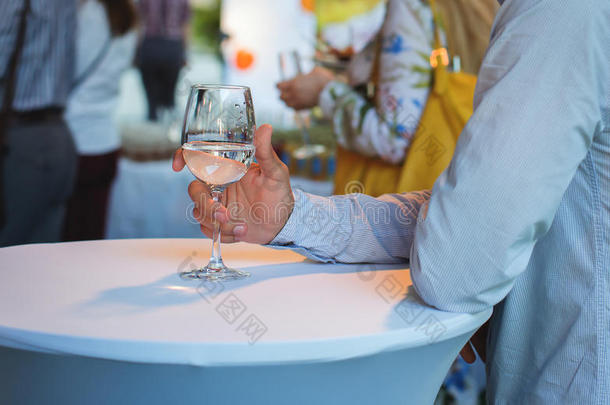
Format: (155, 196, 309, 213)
(180, 262, 250, 281)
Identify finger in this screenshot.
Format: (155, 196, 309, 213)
(188, 180, 204, 201)
(276, 80, 291, 90)
(192, 205, 216, 229)
(223, 185, 242, 222)
(221, 233, 237, 243)
(199, 224, 237, 243)
(172, 148, 186, 171)
(253, 124, 286, 178)
(199, 223, 243, 243)
(199, 224, 213, 239)
(195, 198, 247, 237)
(211, 212, 248, 238)
(469, 322, 488, 363)
(460, 342, 477, 364)
(188, 181, 212, 205)
(189, 182, 228, 224)
(279, 92, 294, 108)
(283, 98, 297, 109)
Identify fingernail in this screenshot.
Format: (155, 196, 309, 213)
(233, 225, 245, 235)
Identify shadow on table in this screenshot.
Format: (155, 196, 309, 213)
(195, 260, 406, 300)
(76, 260, 406, 314)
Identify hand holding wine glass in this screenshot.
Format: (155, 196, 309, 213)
(174, 124, 295, 252)
(179, 84, 294, 280)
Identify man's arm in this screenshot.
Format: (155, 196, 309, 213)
(173, 125, 429, 255)
(409, 0, 608, 313)
(271, 188, 431, 264)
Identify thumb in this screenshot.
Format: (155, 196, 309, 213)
(253, 124, 284, 178)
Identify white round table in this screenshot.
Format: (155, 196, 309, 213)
(0, 239, 491, 405)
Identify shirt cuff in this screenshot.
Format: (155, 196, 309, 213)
(318, 81, 353, 119)
(268, 189, 336, 263)
(270, 188, 306, 245)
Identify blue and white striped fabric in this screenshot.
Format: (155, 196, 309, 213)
(0, 0, 76, 111)
(272, 0, 609, 402)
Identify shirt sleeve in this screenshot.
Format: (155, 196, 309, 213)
(318, 0, 435, 164)
(270, 188, 431, 264)
(409, 0, 607, 313)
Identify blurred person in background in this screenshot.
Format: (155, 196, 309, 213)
(62, 0, 137, 241)
(278, 0, 497, 191)
(0, 0, 78, 247)
(137, 0, 191, 122)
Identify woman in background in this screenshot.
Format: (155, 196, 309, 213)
(278, 0, 497, 195)
(137, 0, 191, 121)
(279, 0, 439, 166)
(62, 0, 137, 241)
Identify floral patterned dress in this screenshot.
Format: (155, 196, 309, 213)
(318, 0, 444, 164)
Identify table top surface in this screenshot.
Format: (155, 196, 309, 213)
(0, 239, 491, 366)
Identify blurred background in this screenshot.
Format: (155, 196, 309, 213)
(110, 0, 336, 240)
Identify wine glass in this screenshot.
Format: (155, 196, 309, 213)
(278, 50, 326, 159)
(180, 84, 256, 281)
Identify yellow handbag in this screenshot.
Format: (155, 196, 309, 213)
(333, 0, 477, 196)
(333, 146, 403, 195)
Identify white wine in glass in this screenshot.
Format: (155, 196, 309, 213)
(180, 85, 256, 281)
(182, 141, 255, 186)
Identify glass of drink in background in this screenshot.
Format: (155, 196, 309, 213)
(278, 50, 326, 159)
(180, 84, 256, 281)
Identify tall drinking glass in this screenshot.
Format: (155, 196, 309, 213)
(278, 50, 326, 159)
(180, 85, 256, 281)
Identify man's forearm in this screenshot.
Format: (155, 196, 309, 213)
(270, 188, 431, 264)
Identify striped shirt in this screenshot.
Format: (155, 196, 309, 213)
(272, 0, 610, 402)
(138, 0, 190, 40)
(0, 0, 76, 111)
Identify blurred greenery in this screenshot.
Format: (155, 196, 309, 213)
(190, 0, 223, 60)
(272, 124, 335, 148)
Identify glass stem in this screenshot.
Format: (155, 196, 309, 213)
(209, 187, 224, 271)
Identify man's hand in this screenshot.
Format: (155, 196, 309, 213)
(277, 66, 335, 110)
(460, 321, 488, 363)
(173, 124, 294, 244)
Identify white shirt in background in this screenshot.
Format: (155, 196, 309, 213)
(65, 0, 137, 156)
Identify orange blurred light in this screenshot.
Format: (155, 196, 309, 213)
(301, 0, 315, 13)
(236, 49, 255, 70)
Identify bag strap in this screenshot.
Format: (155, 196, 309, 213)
(71, 37, 112, 91)
(0, 0, 31, 229)
(427, 0, 450, 94)
(368, 32, 383, 100)
(428, 0, 443, 50)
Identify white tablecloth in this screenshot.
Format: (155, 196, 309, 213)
(0, 239, 491, 404)
(106, 158, 203, 239)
